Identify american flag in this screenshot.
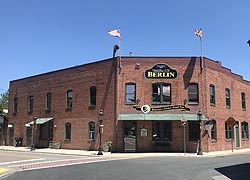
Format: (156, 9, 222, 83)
(194, 29, 202, 38)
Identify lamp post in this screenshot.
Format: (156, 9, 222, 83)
(197, 110, 203, 155)
(31, 115, 37, 151)
(97, 110, 104, 155)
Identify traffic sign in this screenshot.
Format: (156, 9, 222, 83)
(226, 117, 236, 128)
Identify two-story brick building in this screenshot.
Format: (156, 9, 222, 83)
(7, 56, 250, 153)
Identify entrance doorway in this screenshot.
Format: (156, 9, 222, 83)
(9, 124, 14, 146)
(26, 127, 32, 147)
(123, 121, 137, 152)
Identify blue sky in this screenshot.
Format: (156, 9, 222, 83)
(0, 0, 249, 93)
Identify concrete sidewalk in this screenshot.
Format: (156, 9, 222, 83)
(1, 145, 250, 158)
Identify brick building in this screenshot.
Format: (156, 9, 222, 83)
(7, 57, 250, 153)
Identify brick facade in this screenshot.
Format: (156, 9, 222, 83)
(7, 56, 250, 153)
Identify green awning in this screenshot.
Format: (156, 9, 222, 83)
(118, 113, 207, 121)
(26, 117, 54, 125)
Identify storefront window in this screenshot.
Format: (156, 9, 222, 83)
(152, 121, 172, 141)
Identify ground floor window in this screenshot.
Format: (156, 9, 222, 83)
(225, 123, 234, 139)
(188, 121, 199, 141)
(65, 122, 71, 140)
(88, 122, 95, 141)
(152, 121, 172, 141)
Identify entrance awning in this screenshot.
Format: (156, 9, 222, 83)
(26, 117, 54, 125)
(118, 114, 207, 121)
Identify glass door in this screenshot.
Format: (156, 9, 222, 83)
(123, 121, 137, 152)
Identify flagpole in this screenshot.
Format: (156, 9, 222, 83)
(118, 28, 122, 70)
(200, 36, 204, 69)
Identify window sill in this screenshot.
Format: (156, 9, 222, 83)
(88, 105, 96, 110)
(65, 108, 72, 112)
(188, 102, 199, 106)
(28, 111, 33, 115)
(210, 103, 215, 107)
(45, 109, 51, 113)
(242, 138, 249, 141)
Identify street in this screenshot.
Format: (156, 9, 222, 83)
(1, 150, 250, 180)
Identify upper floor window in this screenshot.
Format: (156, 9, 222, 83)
(241, 122, 249, 140)
(66, 90, 73, 109)
(28, 95, 34, 113)
(89, 86, 96, 106)
(188, 83, 199, 104)
(241, 92, 246, 110)
(210, 84, 215, 106)
(125, 83, 136, 104)
(46, 92, 52, 111)
(88, 122, 95, 141)
(13, 97, 18, 114)
(225, 88, 231, 108)
(65, 122, 71, 140)
(211, 120, 217, 141)
(152, 83, 171, 104)
(225, 122, 233, 139)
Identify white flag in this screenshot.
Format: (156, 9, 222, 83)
(108, 29, 120, 38)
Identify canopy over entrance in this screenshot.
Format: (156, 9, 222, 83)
(26, 117, 54, 125)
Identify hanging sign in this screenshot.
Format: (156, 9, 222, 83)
(145, 64, 178, 79)
(133, 105, 190, 111)
(141, 128, 148, 137)
(141, 104, 151, 114)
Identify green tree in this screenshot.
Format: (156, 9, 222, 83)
(0, 91, 9, 116)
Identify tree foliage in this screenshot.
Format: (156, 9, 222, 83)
(0, 91, 9, 115)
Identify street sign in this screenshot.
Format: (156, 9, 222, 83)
(226, 117, 236, 128)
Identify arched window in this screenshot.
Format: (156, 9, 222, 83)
(125, 82, 136, 104)
(225, 122, 233, 139)
(13, 97, 18, 114)
(46, 92, 52, 111)
(241, 92, 246, 110)
(211, 120, 217, 140)
(225, 88, 231, 108)
(89, 86, 96, 106)
(65, 122, 71, 140)
(28, 95, 34, 113)
(209, 84, 215, 106)
(241, 122, 248, 140)
(88, 122, 95, 141)
(66, 90, 73, 109)
(188, 83, 199, 104)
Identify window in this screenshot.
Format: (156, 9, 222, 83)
(211, 120, 217, 140)
(66, 90, 73, 109)
(152, 121, 172, 141)
(13, 97, 18, 114)
(89, 86, 96, 106)
(125, 83, 136, 104)
(225, 123, 234, 139)
(189, 121, 199, 141)
(225, 88, 231, 108)
(46, 92, 52, 111)
(28, 95, 34, 113)
(241, 92, 246, 110)
(210, 84, 215, 106)
(65, 122, 71, 140)
(88, 122, 95, 141)
(152, 83, 171, 104)
(188, 83, 199, 104)
(241, 122, 249, 140)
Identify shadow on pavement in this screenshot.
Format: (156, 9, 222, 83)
(215, 163, 250, 180)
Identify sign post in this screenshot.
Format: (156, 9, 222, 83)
(181, 119, 187, 155)
(226, 117, 236, 152)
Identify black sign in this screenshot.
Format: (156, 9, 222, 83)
(133, 105, 190, 111)
(145, 64, 178, 79)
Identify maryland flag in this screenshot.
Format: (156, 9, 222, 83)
(194, 29, 202, 38)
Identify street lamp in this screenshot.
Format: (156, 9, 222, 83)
(197, 110, 203, 155)
(31, 115, 37, 151)
(97, 110, 104, 155)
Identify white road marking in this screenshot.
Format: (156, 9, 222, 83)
(0, 158, 45, 166)
(212, 175, 231, 180)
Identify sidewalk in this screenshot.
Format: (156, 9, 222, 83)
(1, 145, 250, 158)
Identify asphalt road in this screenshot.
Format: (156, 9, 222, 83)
(2, 152, 250, 180)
